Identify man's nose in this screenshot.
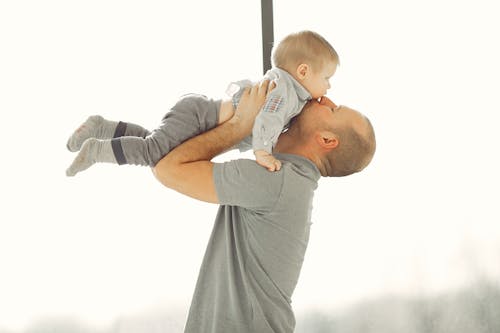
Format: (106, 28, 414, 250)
(319, 96, 338, 109)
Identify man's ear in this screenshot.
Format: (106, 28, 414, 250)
(296, 64, 309, 80)
(316, 131, 339, 149)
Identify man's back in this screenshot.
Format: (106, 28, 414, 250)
(184, 153, 320, 333)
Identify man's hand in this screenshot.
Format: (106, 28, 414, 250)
(229, 80, 275, 135)
(254, 150, 282, 172)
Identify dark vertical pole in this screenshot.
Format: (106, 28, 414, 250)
(261, 0, 274, 75)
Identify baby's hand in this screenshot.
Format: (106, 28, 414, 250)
(254, 150, 282, 172)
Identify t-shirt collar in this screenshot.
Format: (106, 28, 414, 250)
(275, 153, 321, 182)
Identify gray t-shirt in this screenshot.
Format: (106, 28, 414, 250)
(184, 153, 320, 333)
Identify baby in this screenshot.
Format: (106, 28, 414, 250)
(66, 30, 339, 176)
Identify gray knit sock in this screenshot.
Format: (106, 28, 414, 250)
(66, 138, 117, 177)
(66, 115, 118, 152)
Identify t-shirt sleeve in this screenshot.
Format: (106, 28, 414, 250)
(213, 159, 284, 212)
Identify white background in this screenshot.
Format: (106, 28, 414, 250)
(1, 0, 499, 331)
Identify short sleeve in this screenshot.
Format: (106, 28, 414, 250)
(213, 159, 285, 212)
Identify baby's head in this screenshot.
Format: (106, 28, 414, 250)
(272, 30, 339, 99)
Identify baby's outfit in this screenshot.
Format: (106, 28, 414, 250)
(71, 68, 311, 170)
(110, 94, 220, 166)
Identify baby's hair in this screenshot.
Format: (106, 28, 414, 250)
(271, 30, 339, 73)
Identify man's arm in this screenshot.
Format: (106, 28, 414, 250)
(153, 81, 271, 203)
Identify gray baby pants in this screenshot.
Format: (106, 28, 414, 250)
(111, 94, 221, 167)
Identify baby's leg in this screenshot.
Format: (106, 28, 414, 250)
(66, 134, 156, 176)
(114, 121, 151, 138)
(113, 94, 221, 167)
(66, 122, 152, 176)
(66, 132, 161, 176)
(66, 116, 151, 152)
(66, 94, 220, 176)
(66, 116, 117, 152)
(67, 128, 186, 177)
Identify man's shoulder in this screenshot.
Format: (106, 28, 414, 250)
(213, 158, 286, 210)
(215, 158, 286, 184)
(276, 154, 320, 180)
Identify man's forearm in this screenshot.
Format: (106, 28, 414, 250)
(165, 113, 249, 166)
(152, 107, 246, 202)
(153, 82, 270, 203)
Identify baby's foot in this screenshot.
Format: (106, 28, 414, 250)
(66, 138, 116, 176)
(66, 138, 101, 176)
(66, 115, 105, 152)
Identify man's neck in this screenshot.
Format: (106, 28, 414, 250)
(275, 132, 325, 175)
(274, 131, 299, 154)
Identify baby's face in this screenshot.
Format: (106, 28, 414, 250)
(302, 60, 337, 99)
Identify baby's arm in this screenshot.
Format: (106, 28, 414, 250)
(252, 93, 289, 171)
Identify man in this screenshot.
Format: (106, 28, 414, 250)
(154, 81, 376, 332)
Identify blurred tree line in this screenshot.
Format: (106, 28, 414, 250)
(1, 279, 499, 333)
(296, 279, 500, 333)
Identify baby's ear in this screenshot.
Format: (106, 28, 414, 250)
(296, 64, 310, 80)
